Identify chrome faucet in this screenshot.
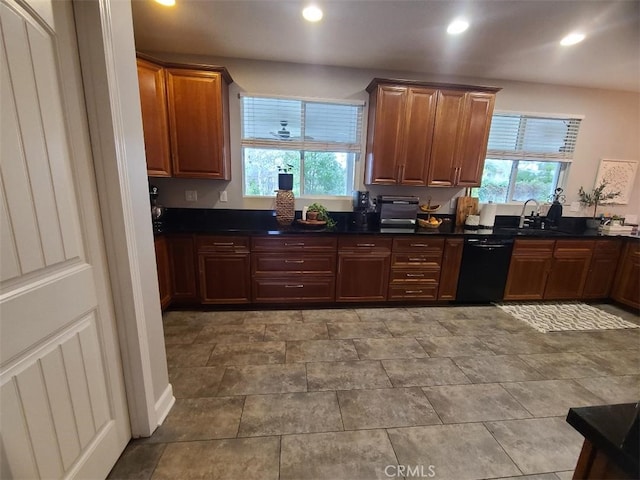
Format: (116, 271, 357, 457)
(519, 199, 540, 228)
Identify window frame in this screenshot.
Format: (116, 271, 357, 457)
(240, 94, 364, 199)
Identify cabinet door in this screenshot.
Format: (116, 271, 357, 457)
(166, 69, 231, 179)
(399, 87, 437, 186)
(199, 253, 251, 304)
(154, 236, 172, 310)
(364, 85, 406, 184)
(504, 256, 552, 300)
(583, 240, 622, 299)
(427, 90, 466, 186)
(544, 241, 594, 300)
(136, 58, 171, 176)
(612, 242, 640, 310)
(336, 253, 390, 302)
(167, 235, 198, 303)
(456, 92, 495, 187)
(438, 238, 464, 300)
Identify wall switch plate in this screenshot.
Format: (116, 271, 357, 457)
(185, 190, 198, 202)
(219, 190, 228, 202)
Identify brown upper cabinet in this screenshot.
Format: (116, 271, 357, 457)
(136, 54, 233, 179)
(364, 79, 499, 187)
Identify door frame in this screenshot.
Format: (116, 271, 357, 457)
(72, 0, 173, 437)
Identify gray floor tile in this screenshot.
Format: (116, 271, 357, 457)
(168, 366, 226, 398)
(338, 387, 440, 430)
(243, 309, 303, 324)
(461, 306, 520, 321)
(501, 379, 606, 417)
(195, 324, 265, 344)
(439, 317, 532, 336)
(151, 437, 280, 480)
(575, 375, 640, 404)
(163, 310, 245, 327)
(384, 319, 452, 337)
(388, 423, 521, 480)
(238, 391, 342, 436)
(355, 307, 414, 322)
(353, 337, 427, 360)
(327, 321, 391, 339)
(592, 304, 640, 326)
(479, 332, 559, 354)
(162, 325, 203, 345)
(518, 352, 612, 379)
(302, 309, 360, 323)
(553, 471, 575, 480)
(580, 349, 640, 375)
(280, 430, 398, 480)
(286, 339, 359, 363)
(217, 364, 307, 396)
(108, 443, 166, 480)
(165, 344, 214, 369)
(417, 335, 495, 357)
(453, 355, 544, 383)
(382, 358, 470, 387)
(495, 475, 561, 480)
(263, 322, 328, 341)
(307, 360, 392, 390)
(207, 341, 285, 366)
(423, 383, 531, 423)
(486, 417, 583, 474)
(407, 306, 470, 321)
(145, 397, 244, 443)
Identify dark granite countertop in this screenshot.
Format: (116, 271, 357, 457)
(567, 403, 639, 477)
(153, 208, 639, 240)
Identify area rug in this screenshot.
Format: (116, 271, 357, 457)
(495, 302, 639, 333)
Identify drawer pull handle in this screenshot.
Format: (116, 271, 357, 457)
(213, 242, 234, 246)
(285, 242, 305, 246)
(356, 243, 376, 247)
(285, 259, 304, 264)
(405, 290, 423, 294)
(406, 273, 424, 277)
(410, 243, 428, 247)
(408, 257, 426, 262)
(285, 284, 304, 288)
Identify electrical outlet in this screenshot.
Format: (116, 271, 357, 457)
(185, 190, 198, 202)
(219, 190, 228, 202)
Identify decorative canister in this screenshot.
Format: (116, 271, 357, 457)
(275, 189, 295, 226)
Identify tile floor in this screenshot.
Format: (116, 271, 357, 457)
(108, 304, 640, 480)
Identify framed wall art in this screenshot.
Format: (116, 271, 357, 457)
(594, 159, 638, 205)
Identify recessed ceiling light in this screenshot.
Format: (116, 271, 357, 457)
(560, 32, 585, 46)
(447, 18, 469, 35)
(154, 0, 175, 6)
(302, 5, 323, 22)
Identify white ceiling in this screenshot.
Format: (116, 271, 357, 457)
(131, 0, 640, 92)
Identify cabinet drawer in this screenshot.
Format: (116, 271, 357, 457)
(388, 284, 438, 300)
(197, 235, 250, 252)
(512, 239, 555, 255)
(391, 253, 442, 268)
(392, 237, 445, 252)
(252, 236, 337, 252)
(252, 278, 335, 303)
(390, 269, 440, 284)
(252, 253, 336, 275)
(594, 239, 622, 255)
(338, 236, 392, 251)
(553, 240, 595, 256)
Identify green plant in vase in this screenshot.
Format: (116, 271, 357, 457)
(307, 203, 336, 229)
(578, 181, 621, 228)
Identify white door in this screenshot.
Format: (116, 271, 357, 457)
(0, 0, 130, 478)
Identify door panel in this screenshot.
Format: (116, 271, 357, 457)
(457, 92, 495, 186)
(1, 1, 129, 478)
(400, 87, 437, 185)
(427, 90, 466, 186)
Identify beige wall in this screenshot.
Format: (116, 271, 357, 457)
(148, 53, 640, 220)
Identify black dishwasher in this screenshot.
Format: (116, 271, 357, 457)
(456, 237, 514, 303)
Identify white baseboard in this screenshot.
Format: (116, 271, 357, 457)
(154, 383, 175, 427)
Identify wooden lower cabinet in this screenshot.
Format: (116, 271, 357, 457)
(544, 240, 594, 300)
(154, 236, 172, 310)
(388, 237, 443, 301)
(611, 241, 640, 310)
(199, 253, 250, 304)
(166, 234, 198, 304)
(583, 239, 622, 299)
(438, 238, 464, 300)
(336, 237, 391, 302)
(504, 240, 554, 300)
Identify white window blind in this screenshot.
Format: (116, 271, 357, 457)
(241, 95, 364, 152)
(487, 113, 582, 162)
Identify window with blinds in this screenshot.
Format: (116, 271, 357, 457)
(473, 112, 583, 203)
(241, 95, 364, 197)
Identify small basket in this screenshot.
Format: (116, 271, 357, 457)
(418, 217, 442, 229)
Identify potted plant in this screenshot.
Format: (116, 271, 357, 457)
(277, 164, 294, 190)
(578, 181, 621, 229)
(307, 202, 336, 229)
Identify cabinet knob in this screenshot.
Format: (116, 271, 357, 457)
(285, 284, 304, 288)
(285, 259, 304, 264)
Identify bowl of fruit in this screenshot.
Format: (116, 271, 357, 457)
(418, 217, 443, 229)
